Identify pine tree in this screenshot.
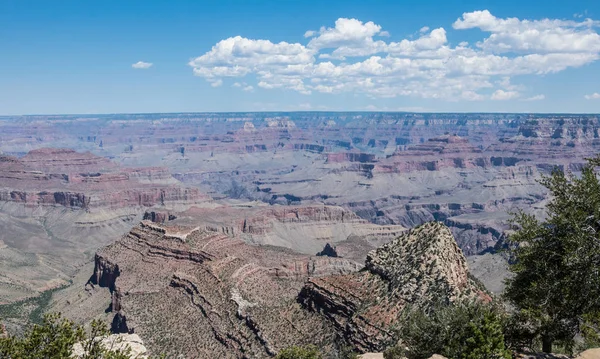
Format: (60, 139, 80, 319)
(505, 157, 600, 353)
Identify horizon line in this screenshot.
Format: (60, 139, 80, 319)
(2, 110, 600, 117)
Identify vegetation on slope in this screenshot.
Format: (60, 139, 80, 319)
(382, 156, 600, 358)
(0, 313, 132, 358)
(383, 301, 511, 359)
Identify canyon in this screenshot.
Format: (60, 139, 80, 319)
(0, 148, 208, 305)
(74, 220, 482, 357)
(2, 112, 593, 256)
(0, 112, 596, 354)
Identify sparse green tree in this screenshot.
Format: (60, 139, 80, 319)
(505, 157, 600, 353)
(0, 313, 132, 358)
(384, 301, 511, 359)
(275, 345, 322, 359)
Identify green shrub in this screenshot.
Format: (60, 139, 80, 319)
(580, 311, 600, 351)
(275, 345, 322, 359)
(0, 313, 132, 359)
(384, 301, 511, 359)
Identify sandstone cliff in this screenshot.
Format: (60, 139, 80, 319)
(0, 148, 208, 304)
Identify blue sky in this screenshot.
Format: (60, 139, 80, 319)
(2, 0, 600, 114)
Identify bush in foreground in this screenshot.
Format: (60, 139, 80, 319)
(275, 345, 322, 359)
(384, 301, 511, 359)
(0, 313, 132, 359)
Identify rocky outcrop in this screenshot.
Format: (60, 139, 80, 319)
(327, 153, 377, 163)
(299, 222, 490, 352)
(0, 148, 208, 305)
(88, 219, 357, 358)
(317, 243, 338, 257)
(175, 204, 406, 256)
(83, 220, 485, 357)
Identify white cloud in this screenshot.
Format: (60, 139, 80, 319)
(585, 93, 600, 99)
(307, 18, 383, 50)
(453, 10, 600, 54)
(523, 94, 545, 101)
(189, 12, 600, 102)
(132, 61, 153, 69)
(188, 36, 314, 79)
(243, 85, 254, 92)
(210, 79, 223, 87)
(491, 89, 520, 100)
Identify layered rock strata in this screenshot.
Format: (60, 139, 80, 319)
(299, 222, 490, 352)
(87, 221, 486, 357)
(91, 221, 359, 358)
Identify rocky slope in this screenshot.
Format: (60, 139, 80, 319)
(88, 221, 356, 358)
(153, 203, 406, 256)
(0, 148, 207, 304)
(65, 220, 486, 357)
(300, 222, 489, 352)
(72, 333, 148, 359)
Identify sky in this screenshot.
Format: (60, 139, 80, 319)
(2, 0, 600, 114)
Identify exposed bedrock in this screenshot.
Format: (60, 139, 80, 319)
(83, 219, 487, 357)
(0, 148, 208, 305)
(87, 219, 362, 357)
(300, 222, 490, 352)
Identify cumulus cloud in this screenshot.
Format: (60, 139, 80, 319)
(585, 93, 600, 99)
(452, 10, 600, 54)
(189, 11, 600, 101)
(210, 79, 223, 87)
(132, 61, 153, 69)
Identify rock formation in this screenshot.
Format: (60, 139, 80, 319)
(2, 112, 591, 257)
(78, 220, 486, 357)
(89, 220, 357, 358)
(300, 222, 489, 352)
(0, 148, 206, 210)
